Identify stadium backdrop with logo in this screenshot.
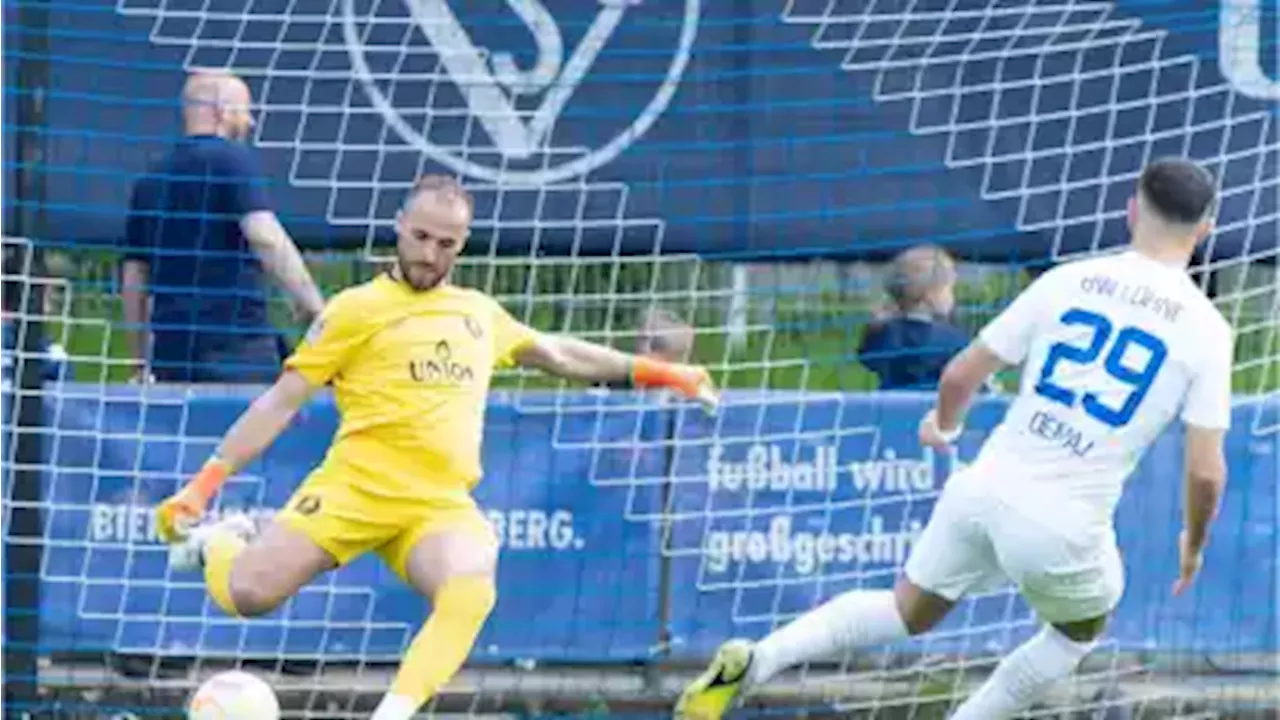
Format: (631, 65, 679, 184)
(10, 0, 1277, 262)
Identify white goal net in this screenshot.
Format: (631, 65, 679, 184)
(2, 0, 1276, 718)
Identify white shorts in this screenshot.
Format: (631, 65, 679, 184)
(903, 470, 1124, 624)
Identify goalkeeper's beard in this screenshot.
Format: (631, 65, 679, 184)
(395, 254, 447, 292)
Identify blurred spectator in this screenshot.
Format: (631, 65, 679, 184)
(119, 70, 324, 384)
(595, 308, 695, 392)
(636, 308, 695, 363)
(2, 245, 68, 390)
(858, 245, 969, 390)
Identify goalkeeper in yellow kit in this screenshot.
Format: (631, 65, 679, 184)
(156, 175, 717, 720)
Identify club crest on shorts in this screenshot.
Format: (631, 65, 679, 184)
(294, 495, 322, 516)
(341, 0, 701, 185)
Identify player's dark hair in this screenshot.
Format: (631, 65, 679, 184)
(405, 174, 474, 213)
(1138, 157, 1217, 225)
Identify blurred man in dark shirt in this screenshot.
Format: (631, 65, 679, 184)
(120, 71, 324, 383)
(858, 245, 970, 390)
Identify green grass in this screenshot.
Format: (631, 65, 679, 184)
(36, 248, 1279, 393)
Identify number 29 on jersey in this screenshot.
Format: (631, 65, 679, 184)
(1034, 308, 1168, 428)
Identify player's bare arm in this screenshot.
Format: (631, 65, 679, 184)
(119, 258, 151, 380)
(919, 341, 1006, 447)
(514, 331, 719, 409)
(187, 70, 324, 323)
(1173, 424, 1227, 595)
(1172, 307, 1233, 595)
(241, 210, 326, 321)
(156, 369, 315, 541)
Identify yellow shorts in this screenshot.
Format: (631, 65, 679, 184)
(275, 464, 493, 583)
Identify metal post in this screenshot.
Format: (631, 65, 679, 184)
(5, 0, 51, 713)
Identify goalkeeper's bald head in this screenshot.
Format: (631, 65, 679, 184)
(182, 70, 255, 142)
(392, 175, 476, 291)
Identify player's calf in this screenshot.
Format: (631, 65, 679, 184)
(169, 513, 264, 616)
(171, 516, 335, 617)
(676, 577, 944, 719)
(371, 524, 500, 720)
(222, 521, 337, 616)
(950, 618, 1103, 720)
(168, 513, 257, 573)
(674, 580, 946, 720)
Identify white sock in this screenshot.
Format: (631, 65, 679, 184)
(749, 590, 908, 686)
(370, 693, 419, 720)
(949, 626, 1095, 720)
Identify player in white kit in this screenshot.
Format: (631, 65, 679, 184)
(676, 158, 1233, 719)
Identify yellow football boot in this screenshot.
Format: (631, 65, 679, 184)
(674, 639, 754, 720)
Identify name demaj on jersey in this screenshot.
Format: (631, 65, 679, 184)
(973, 250, 1233, 518)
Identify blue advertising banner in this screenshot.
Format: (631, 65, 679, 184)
(9, 0, 1276, 261)
(663, 392, 1278, 658)
(34, 386, 1277, 662)
(38, 386, 665, 661)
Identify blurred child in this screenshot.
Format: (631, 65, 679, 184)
(636, 308, 695, 364)
(858, 245, 969, 390)
(596, 308, 695, 392)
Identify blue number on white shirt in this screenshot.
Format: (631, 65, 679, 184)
(1034, 308, 1168, 428)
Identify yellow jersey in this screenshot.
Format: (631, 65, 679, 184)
(285, 274, 537, 497)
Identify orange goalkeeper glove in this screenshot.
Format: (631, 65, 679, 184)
(630, 356, 719, 412)
(156, 458, 231, 544)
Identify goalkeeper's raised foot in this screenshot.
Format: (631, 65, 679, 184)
(674, 639, 754, 720)
(168, 513, 257, 572)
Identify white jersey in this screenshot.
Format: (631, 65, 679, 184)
(972, 250, 1234, 520)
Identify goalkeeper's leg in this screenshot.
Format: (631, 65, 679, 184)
(170, 515, 337, 616)
(370, 521, 499, 720)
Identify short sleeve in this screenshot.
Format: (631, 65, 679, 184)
(221, 145, 272, 217)
(938, 323, 972, 357)
(1181, 320, 1234, 430)
(856, 324, 890, 376)
(978, 272, 1056, 365)
(284, 294, 366, 386)
(492, 300, 537, 368)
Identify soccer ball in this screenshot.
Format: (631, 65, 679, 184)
(188, 670, 280, 720)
